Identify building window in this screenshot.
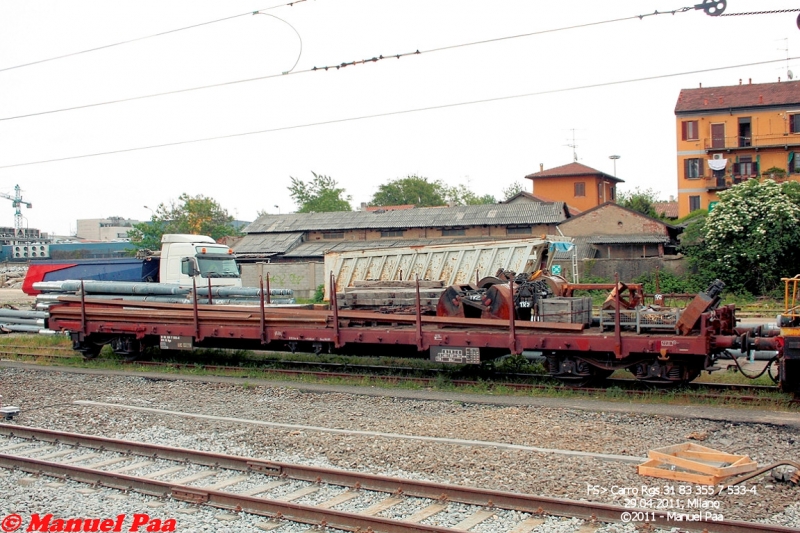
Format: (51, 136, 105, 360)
(610, 186, 616, 200)
(733, 156, 757, 177)
(681, 120, 699, 141)
(574, 182, 585, 197)
(322, 232, 344, 240)
(441, 228, 465, 237)
(790, 114, 800, 134)
(380, 230, 405, 238)
(684, 158, 704, 179)
(507, 226, 532, 235)
(791, 152, 800, 174)
(689, 196, 701, 212)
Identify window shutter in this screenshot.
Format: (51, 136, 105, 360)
(684, 159, 689, 178)
(682, 122, 688, 141)
(699, 159, 705, 177)
(753, 162, 759, 175)
(791, 115, 797, 134)
(733, 163, 740, 175)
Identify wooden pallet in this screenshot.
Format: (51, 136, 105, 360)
(637, 442, 757, 485)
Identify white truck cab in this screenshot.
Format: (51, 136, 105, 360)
(160, 234, 242, 288)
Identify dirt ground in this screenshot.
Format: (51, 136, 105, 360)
(0, 288, 36, 308)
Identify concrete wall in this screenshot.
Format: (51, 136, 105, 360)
(240, 261, 324, 300)
(551, 256, 688, 283)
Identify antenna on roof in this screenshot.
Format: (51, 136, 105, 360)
(564, 128, 580, 162)
(777, 38, 794, 80)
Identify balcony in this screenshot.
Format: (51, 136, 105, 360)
(703, 170, 763, 192)
(704, 133, 800, 151)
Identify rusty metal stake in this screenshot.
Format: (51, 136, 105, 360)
(614, 273, 621, 357)
(192, 275, 201, 341)
(266, 273, 271, 305)
(259, 276, 267, 344)
(80, 280, 86, 336)
(415, 275, 423, 351)
(207, 276, 213, 305)
(508, 280, 518, 354)
(330, 272, 341, 348)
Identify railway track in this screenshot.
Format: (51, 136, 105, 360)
(1, 348, 794, 405)
(0, 424, 795, 533)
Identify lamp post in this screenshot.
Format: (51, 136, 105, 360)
(609, 155, 621, 177)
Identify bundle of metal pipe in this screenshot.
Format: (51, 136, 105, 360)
(36, 294, 296, 306)
(0, 309, 50, 334)
(32, 281, 293, 298)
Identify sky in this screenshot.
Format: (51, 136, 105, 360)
(1, 1, 799, 237)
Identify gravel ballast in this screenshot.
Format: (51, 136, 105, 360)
(1, 366, 798, 531)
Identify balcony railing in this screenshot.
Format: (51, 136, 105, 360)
(703, 133, 800, 150)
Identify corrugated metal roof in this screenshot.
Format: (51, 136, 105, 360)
(244, 202, 567, 233)
(233, 232, 304, 254)
(283, 237, 508, 258)
(587, 234, 671, 244)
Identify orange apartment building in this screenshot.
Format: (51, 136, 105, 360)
(524, 162, 622, 213)
(675, 79, 800, 217)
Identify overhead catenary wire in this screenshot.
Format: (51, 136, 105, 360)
(0, 56, 795, 171)
(0, 0, 308, 74)
(0, 4, 724, 123)
(720, 8, 800, 16)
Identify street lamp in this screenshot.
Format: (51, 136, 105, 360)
(609, 155, 621, 177)
(274, 205, 280, 214)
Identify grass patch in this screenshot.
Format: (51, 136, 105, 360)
(0, 334, 794, 410)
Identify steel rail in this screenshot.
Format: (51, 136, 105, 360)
(0, 424, 795, 533)
(1, 352, 790, 404)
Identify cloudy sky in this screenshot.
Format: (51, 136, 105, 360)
(1, 1, 798, 236)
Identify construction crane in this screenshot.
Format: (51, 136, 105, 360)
(0, 185, 32, 239)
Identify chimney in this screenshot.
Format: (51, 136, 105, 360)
(704, 99, 709, 106)
(739, 79, 742, 85)
(719, 97, 724, 104)
(669, 195, 675, 202)
(759, 95, 763, 104)
(699, 82, 703, 88)
(749, 78, 752, 84)
(539, 163, 544, 172)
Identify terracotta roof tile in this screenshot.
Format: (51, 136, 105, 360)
(675, 80, 800, 114)
(524, 162, 623, 183)
(653, 201, 679, 219)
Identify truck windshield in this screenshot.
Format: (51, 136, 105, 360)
(196, 256, 239, 278)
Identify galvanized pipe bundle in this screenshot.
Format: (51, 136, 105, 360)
(0, 308, 49, 334)
(32, 281, 293, 298)
(32, 280, 296, 312)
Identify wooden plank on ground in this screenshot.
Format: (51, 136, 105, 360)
(453, 509, 495, 531)
(359, 497, 403, 516)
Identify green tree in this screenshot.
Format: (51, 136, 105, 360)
(289, 172, 352, 213)
(617, 187, 661, 218)
(128, 194, 240, 251)
(370, 175, 446, 207)
(444, 184, 495, 205)
(502, 182, 525, 201)
(684, 179, 800, 294)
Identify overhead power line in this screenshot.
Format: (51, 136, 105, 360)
(0, 0, 307, 74)
(0, 4, 724, 123)
(0, 56, 794, 171)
